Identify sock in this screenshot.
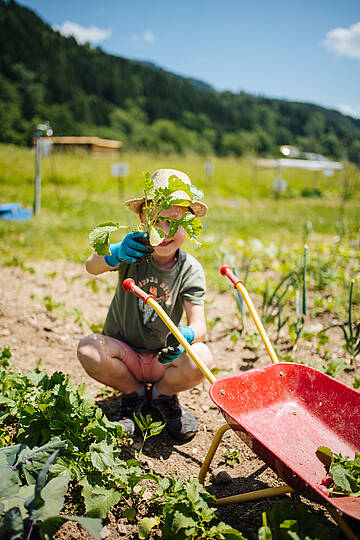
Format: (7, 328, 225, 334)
(135, 385, 146, 397)
(151, 384, 161, 399)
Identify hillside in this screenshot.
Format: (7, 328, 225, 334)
(0, 0, 360, 162)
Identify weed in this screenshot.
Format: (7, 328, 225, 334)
(262, 245, 308, 347)
(88, 322, 104, 334)
(229, 329, 241, 348)
(321, 357, 348, 378)
(86, 279, 114, 294)
(244, 331, 262, 351)
(133, 413, 165, 457)
(261, 499, 337, 538)
(206, 315, 221, 341)
(0, 345, 11, 367)
(31, 294, 88, 327)
(319, 281, 360, 364)
(222, 448, 242, 467)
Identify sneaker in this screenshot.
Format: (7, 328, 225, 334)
(151, 393, 198, 441)
(114, 392, 147, 436)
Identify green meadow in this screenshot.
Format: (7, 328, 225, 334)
(0, 143, 359, 293)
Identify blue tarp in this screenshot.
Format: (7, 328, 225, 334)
(0, 203, 32, 221)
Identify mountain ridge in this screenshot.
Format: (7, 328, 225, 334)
(0, 0, 359, 162)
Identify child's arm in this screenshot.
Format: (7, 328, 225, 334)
(183, 300, 207, 342)
(86, 252, 114, 275)
(158, 301, 207, 364)
(86, 232, 154, 275)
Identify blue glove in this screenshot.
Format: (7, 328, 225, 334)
(104, 232, 154, 266)
(158, 326, 195, 364)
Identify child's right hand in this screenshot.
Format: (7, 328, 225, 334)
(104, 232, 154, 265)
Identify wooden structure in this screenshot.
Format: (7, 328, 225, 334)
(44, 136, 122, 155)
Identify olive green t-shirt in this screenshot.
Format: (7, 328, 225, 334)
(103, 250, 206, 353)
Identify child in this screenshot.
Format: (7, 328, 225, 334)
(77, 169, 212, 441)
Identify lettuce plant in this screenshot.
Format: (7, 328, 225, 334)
(89, 173, 204, 255)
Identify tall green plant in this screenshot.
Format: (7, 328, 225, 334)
(262, 245, 308, 347)
(318, 280, 360, 364)
(291, 244, 308, 349)
(89, 172, 203, 253)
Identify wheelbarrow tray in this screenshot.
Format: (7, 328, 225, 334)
(210, 362, 360, 520)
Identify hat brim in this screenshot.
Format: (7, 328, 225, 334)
(125, 198, 208, 218)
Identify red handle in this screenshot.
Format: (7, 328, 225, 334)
(122, 278, 154, 304)
(220, 265, 243, 288)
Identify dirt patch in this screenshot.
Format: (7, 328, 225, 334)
(0, 261, 359, 539)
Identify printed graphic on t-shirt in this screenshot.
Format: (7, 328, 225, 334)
(137, 277, 171, 326)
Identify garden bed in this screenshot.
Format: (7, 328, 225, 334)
(1, 259, 359, 538)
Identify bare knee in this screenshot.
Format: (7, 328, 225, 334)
(77, 334, 106, 376)
(191, 342, 213, 370)
(183, 342, 213, 384)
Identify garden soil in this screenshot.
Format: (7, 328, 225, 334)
(0, 261, 359, 539)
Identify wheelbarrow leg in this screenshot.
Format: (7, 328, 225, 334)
(199, 424, 293, 505)
(199, 424, 231, 485)
(326, 505, 359, 540)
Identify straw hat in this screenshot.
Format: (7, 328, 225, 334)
(125, 169, 208, 218)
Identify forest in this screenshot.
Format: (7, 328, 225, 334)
(1, 0, 360, 163)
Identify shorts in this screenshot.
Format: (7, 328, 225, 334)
(120, 341, 168, 383)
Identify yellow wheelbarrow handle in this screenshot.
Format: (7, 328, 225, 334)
(122, 279, 216, 384)
(220, 266, 279, 364)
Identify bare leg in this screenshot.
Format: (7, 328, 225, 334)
(155, 342, 213, 396)
(77, 334, 142, 393)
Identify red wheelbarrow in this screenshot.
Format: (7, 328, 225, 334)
(123, 268, 360, 539)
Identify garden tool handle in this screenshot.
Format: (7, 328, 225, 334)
(220, 266, 279, 364)
(122, 279, 216, 384)
(123, 278, 154, 304)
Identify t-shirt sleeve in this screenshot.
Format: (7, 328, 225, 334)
(180, 256, 206, 305)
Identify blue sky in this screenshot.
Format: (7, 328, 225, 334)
(18, 0, 360, 117)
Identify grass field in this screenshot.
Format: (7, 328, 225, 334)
(1, 144, 360, 539)
(0, 142, 359, 293)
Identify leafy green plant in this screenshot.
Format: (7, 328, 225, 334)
(89, 172, 204, 253)
(244, 331, 262, 351)
(221, 448, 242, 467)
(140, 476, 246, 539)
(206, 315, 221, 341)
(86, 279, 114, 294)
(88, 322, 104, 334)
(229, 329, 241, 348)
(134, 412, 165, 456)
(318, 281, 360, 364)
(0, 345, 11, 367)
(31, 294, 87, 326)
(353, 377, 360, 390)
(317, 446, 360, 497)
(0, 363, 166, 522)
(260, 498, 338, 539)
(320, 357, 347, 378)
(0, 438, 102, 540)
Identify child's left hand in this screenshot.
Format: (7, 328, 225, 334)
(158, 326, 195, 364)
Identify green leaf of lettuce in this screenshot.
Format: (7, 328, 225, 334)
(138, 516, 160, 539)
(89, 221, 125, 256)
(149, 226, 165, 246)
(39, 515, 102, 540)
(79, 478, 123, 518)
